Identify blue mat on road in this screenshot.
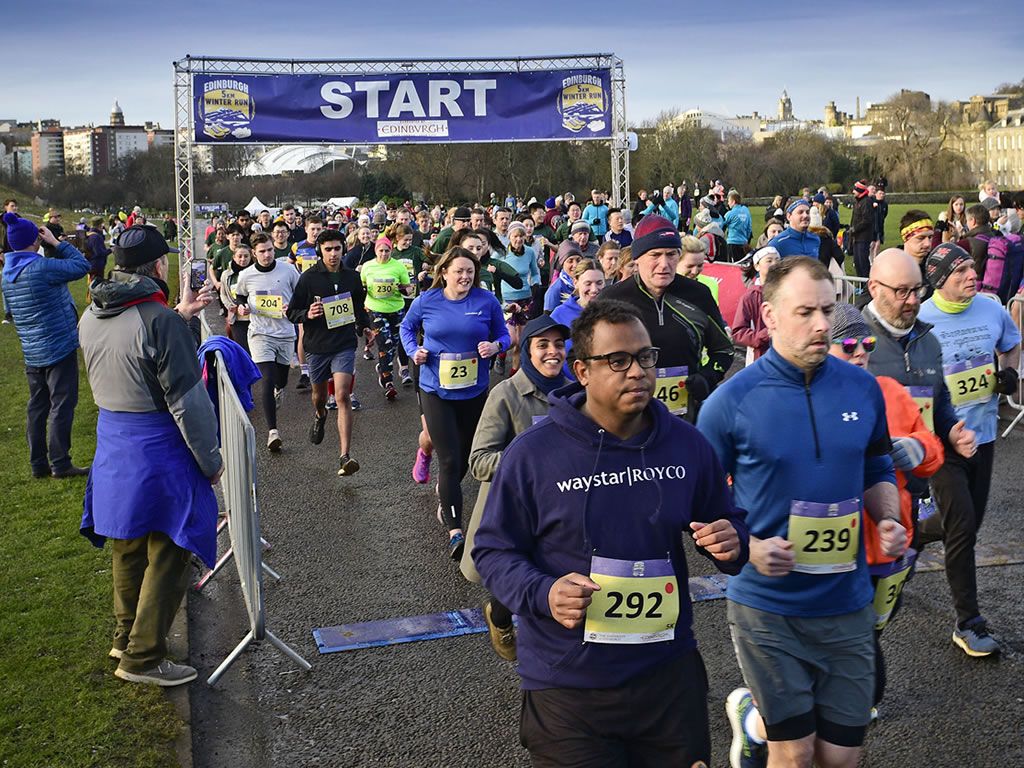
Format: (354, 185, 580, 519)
(313, 574, 730, 654)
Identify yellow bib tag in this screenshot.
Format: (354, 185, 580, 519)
(438, 353, 478, 390)
(322, 292, 355, 329)
(906, 386, 934, 432)
(945, 354, 995, 407)
(654, 366, 688, 416)
(584, 556, 680, 644)
(870, 551, 915, 630)
(788, 498, 860, 574)
(253, 292, 284, 319)
(300, 257, 319, 272)
(371, 277, 397, 299)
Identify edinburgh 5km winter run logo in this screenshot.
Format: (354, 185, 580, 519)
(557, 74, 607, 134)
(198, 79, 255, 140)
(556, 465, 686, 493)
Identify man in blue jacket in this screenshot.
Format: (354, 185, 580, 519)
(723, 190, 753, 262)
(474, 299, 749, 767)
(2, 212, 91, 478)
(698, 256, 905, 768)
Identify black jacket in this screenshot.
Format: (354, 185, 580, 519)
(287, 263, 368, 355)
(850, 196, 874, 241)
(600, 273, 734, 386)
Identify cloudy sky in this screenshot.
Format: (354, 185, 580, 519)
(5, 0, 1015, 129)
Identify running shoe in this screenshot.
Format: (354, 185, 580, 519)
(726, 688, 767, 768)
(114, 659, 197, 687)
(385, 383, 398, 401)
(296, 373, 310, 390)
(412, 448, 431, 484)
(337, 454, 360, 477)
(267, 429, 282, 452)
(953, 618, 1000, 657)
(400, 367, 412, 387)
(362, 345, 374, 361)
(325, 394, 337, 410)
(350, 395, 362, 411)
(274, 387, 284, 409)
(484, 600, 517, 662)
(309, 413, 327, 445)
(447, 531, 466, 561)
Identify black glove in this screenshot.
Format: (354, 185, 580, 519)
(685, 371, 712, 402)
(995, 367, 1018, 395)
(934, 219, 949, 233)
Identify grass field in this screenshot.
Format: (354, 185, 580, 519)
(0, 253, 183, 767)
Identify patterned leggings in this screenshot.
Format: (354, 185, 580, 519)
(370, 310, 408, 386)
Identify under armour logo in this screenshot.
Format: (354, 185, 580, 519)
(842, 412, 859, 422)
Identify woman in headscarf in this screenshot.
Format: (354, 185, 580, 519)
(461, 315, 569, 660)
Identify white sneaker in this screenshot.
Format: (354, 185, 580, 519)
(267, 429, 282, 452)
(115, 659, 197, 687)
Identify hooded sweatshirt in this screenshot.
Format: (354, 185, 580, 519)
(473, 384, 750, 690)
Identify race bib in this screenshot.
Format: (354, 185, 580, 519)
(322, 292, 355, 329)
(438, 352, 478, 391)
(945, 354, 995, 407)
(788, 498, 860, 574)
(584, 556, 680, 644)
(253, 291, 284, 319)
(906, 385, 934, 432)
(654, 366, 688, 416)
(300, 257, 319, 272)
(371, 277, 397, 299)
(869, 550, 915, 630)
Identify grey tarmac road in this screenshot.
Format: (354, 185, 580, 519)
(189, 341, 1024, 768)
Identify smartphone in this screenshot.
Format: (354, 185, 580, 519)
(189, 260, 208, 291)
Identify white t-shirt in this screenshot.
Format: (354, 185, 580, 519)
(235, 260, 300, 338)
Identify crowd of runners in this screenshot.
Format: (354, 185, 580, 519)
(3, 177, 1022, 767)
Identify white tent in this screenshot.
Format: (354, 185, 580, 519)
(243, 196, 279, 218)
(324, 196, 360, 209)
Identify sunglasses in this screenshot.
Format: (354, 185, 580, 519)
(837, 336, 876, 354)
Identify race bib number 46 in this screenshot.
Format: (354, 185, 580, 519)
(654, 366, 688, 416)
(788, 498, 860, 574)
(253, 292, 284, 319)
(438, 352, 478, 390)
(322, 292, 355, 329)
(584, 556, 680, 644)
(945, 354, 995, 407)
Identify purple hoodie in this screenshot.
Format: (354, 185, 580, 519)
(473, 383, 749, 690)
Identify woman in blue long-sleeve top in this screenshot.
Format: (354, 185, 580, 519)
(401, 247, 510, 561)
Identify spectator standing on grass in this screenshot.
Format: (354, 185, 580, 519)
(79, 225, 221, 687)
(723, 190, 752, 262)
(2, 213, 91, 479)
(2, 197, 18, 324)
(849, 180, 875, 277)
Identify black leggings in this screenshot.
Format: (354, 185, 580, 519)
(420, 390, 487, 530)
(257, 361, 290, 429)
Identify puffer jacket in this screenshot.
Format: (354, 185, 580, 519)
(2, 241, 90, 367)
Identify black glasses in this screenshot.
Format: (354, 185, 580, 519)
(837, 336, 877, 354)
(874, 280, 926, 301)
(580, 347, 660, 372)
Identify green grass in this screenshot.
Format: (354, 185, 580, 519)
(0, 254, 183, 768)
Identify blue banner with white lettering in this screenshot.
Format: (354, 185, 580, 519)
(192, 70, 612, 144)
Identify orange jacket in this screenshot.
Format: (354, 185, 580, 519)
(865, 376, 944, 565)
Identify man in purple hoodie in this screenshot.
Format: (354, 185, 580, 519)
(474, 299, 749, 767)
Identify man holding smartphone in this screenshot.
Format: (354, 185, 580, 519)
(582, 190, 610, 242)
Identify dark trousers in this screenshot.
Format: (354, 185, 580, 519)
(112, 531, 192, 672)
(920, 441, 995, 626)
(420, 390, 487, 530)
(25, 350, 79, 474)
(520, 651, 711, 768)
(725, 243, 748, 263)
(257, 362, 289, 429)
(228, 320, 250, 357)
(851, 239, 871, 279)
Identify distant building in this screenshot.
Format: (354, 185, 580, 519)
(986, 108, 1024, 188)
(31, 125, 65, 178)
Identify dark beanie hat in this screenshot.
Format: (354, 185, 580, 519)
(925, 242, 971, 289)
(3, 212, 39, 251)
(114, 225, 177, 269)
(453, 206, 472, 221)
(554, 239, 583, 271)
(631, 215, 682, 260)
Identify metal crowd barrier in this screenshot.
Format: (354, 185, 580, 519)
(1001, 295, 1024, 438)
(198, 317, 311, 684)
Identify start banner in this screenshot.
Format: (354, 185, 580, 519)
(193, 69, 613, 144)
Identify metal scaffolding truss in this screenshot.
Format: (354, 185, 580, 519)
(173, 53, 630, 265)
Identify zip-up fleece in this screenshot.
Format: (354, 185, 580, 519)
(79, 273, 222, 477)
(473, 384, 749, 690)
(698, 348, 895, 617)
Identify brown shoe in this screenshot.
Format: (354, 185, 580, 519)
(484, 601, 517, 662)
